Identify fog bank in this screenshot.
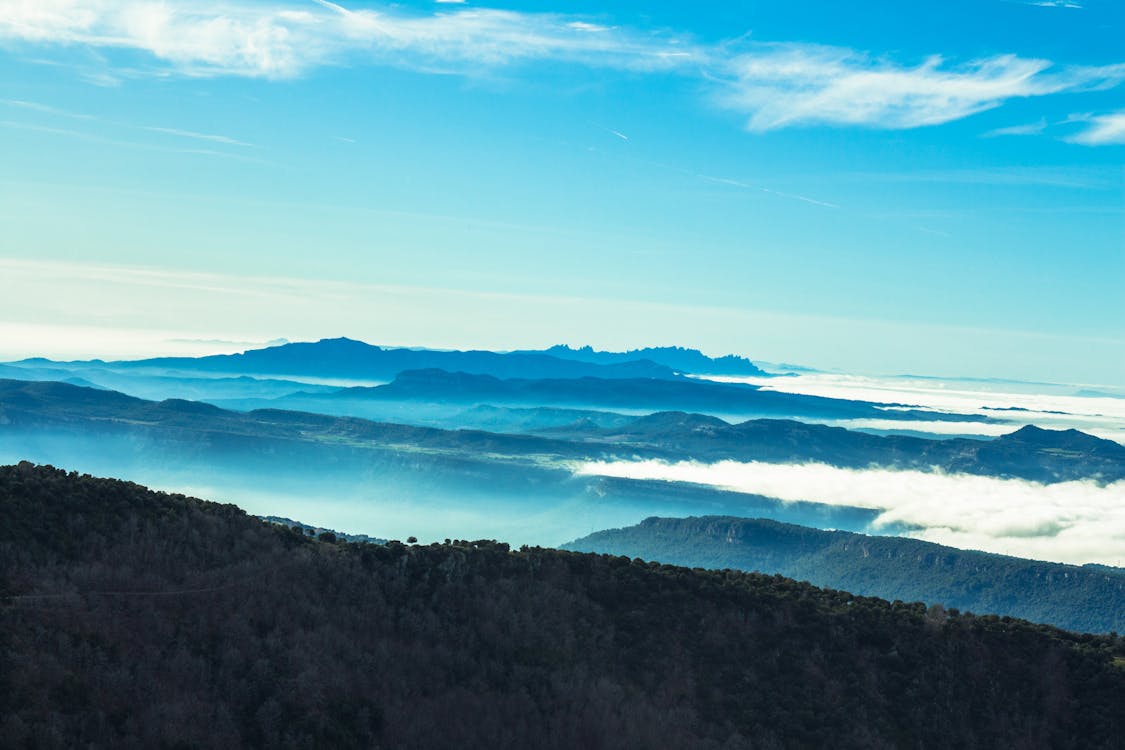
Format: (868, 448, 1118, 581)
(576, 459, 1125, 566)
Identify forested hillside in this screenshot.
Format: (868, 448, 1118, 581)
(3, 463, 1125, 749)
(565, 516, 1125, 633)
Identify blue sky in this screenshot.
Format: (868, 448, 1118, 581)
(1, 0, 1123, 383)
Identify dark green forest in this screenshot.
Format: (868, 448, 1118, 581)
(564, 516, 1125, 634)
(3, 463, 1125, 749)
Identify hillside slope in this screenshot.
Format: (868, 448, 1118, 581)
(2, 463, 1125, 749)
(564, 516, 1125, 633)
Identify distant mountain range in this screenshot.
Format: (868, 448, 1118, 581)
(1, 379, 1120, 486)
(310, 368, 996, 424)
(0, 378, 583, 454)
(523, 344, 769, 376)
(1, 361, 340, 402)
(4, 463, 1124, 749)
(8, 338, 775, 382)
(565, 516, 1125, 634)
(1, 377, 1122, 547)
(18, 337, 681, 381)
(561, 411, 1125, 484)
(0, 377, 893, 540)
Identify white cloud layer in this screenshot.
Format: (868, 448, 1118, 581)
(698, 372, 1125, 445)
(823, 419, 1018, 438)
(0, 0, 698, 77)
(1, 0, 1123, 133)
(575, 459, 1125, 566)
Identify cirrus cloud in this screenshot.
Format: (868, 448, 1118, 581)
(715, 47, 1125, 131)
(0, 0, 700, 77)
(1067, 110, 1125, 145)
(1, 0, 1123, 135)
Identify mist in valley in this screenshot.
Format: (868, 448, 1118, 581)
(0, 427, 885, 547)
(577, 457, 1125, 566)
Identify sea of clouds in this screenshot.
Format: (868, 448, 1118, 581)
(699, 371, 1125, 444)
(576, 458, 1125, 567)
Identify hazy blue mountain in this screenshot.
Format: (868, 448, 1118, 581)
(4, 378, 880, 542)
(447, 404, 636, 433)
(61, 376, 105, 389)
(569, 413, 1125, 484)
(0, 378, 585, 460)
(523, 344, 769, 376)
(565, 516, 1125, 634)
(0, 362, 341, 402)
(316, 368, 998, 424)
(2, 374, 1122, 552)
(5, 463, 1124, 749)
(0, 362, 82, 382)
(1077, 388, 1125, 399)
(59, 337, 679, 381)
(1, 380, 1119, 487)
(207, 396, 639, 435)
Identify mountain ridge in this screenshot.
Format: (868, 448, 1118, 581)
(3, 463, 1124, 748)
(564, 515, 1125, 633)
(526, 344, 769, 376)
(25, 337, 680, 382)
(1, 378, 1120, 485)
(319, 367, 998, 425)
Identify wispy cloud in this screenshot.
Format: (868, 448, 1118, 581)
(698, 173, 840, 208)
(575, 458, 1125, 565)
(1024, 0, 1083, 7)
(716, 46, 1125, 131)
(827, 418, 1015, 437)
(983, 118, 1048, 137)
(0, 98, 96, 119)
(140, 125, 255, 147)
(1067, 110, 1125, 145)
(0, 118, 269, 162)
(2, 1, 1124, 135)
(762, 186, 838, 208)
(586, 121, 630, 141)
(985, 112, 1125, 145)
(0, 0, 698, 77)
(824, 166, 1116, 189)
(1, 96, 258, 150)
(568, 21, 612, 33)
(0, 120, 92, 140)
